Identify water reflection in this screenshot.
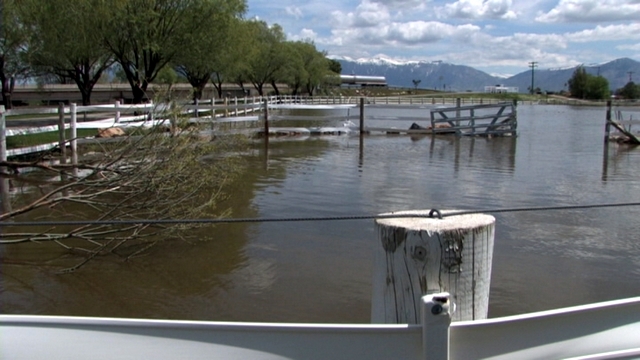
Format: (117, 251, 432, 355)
(601, 142, 640, 182)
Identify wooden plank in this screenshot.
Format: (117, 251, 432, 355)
(431, 102, 513, 113)
(430, 113, 512, 124)
(609, 120, 640, 144)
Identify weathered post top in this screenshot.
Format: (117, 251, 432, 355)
(376, 210, 494, 233)
(372, 210, 495, 324)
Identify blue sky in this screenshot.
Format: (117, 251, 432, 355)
(246, 0, 640, 76)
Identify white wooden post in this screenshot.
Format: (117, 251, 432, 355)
(0, 105, 6, 165)
(149, 100, 154, 122)
(372, 210, 495, 324)
(70, 103, 78, 175)
(57, 103, 67, 163)
(0, 105, 10, 214)
(194, 98, 199, 119)
(234, 96, 238, 116)
(115, 100, 121, 123)
(421, 293, 452, 360)
(210, 97, 215, 120)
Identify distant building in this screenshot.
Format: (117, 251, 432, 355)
(339, 75, 387, 88)
(484, 84, 519, 93)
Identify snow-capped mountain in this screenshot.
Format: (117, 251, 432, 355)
(332, 57, 640, 92)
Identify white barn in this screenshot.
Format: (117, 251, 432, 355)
(485, 84, 519, 93)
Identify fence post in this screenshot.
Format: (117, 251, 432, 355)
(148, 100, 154, 122)
(605, 100, 612, 143)
(421, 293, 452, 360)
(263, 98, 269, 136)
(359, 97, 365, 136)
(0, 105, 10, 215)
(210, 97, 215, 120)
(195, 98, 199, 119)
(58, 102, 67, 164)
(70, 103, 78, 174)
(371, 210, 495, 323)
(234, 96, 238, 116)
(114, 100, 120, 123)
(0, 105, 6, 165)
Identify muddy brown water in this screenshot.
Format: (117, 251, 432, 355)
(2, 104, 640, 323)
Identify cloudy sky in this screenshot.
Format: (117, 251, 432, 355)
(246, 0, 640, 76)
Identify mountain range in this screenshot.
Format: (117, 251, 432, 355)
(333, 56, 640, 93)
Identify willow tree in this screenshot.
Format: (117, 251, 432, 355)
(0, 117, 247, 273)
(568, 66, 610, 100)
(211, 18, 257, 98)
(18, 0, 114, 105)
(277, 41, 333, 96)
(174, 0, 246, 101)
(0, 0, 30, 109)
(568, 66, 589, 99)
(104, 0, 225, 103)
(297, 42, 332, 96)
(243, 21, 289, 96)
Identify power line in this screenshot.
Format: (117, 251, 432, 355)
(2, 202, 640, 227)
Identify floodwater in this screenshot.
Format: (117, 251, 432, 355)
(2, 104, 640, 323)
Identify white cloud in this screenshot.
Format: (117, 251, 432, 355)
(536, 0, 640, 23)
(565, 23, 640, 42)
(617, 43, 640, 51)
(289, 28, 319, 41)
(248, 0, 640, 75)
(441, 0, 518, 20)
(285, 6, 303, 19)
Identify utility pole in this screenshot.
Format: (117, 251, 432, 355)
(529, 61, 538, 95)
(629, 71, 635, 83)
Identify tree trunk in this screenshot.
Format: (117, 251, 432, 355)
(270, 80, 280, 96)
(2, 77, 14, 109)
(132, 82, 146, 104)
(189, 77, 209, 102)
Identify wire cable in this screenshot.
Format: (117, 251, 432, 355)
(2, 202, 640, 227)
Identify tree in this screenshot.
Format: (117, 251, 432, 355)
(0, 111, 246, 273)
(298, 43, 332, 96)
(328, 59, 341, 74)
(568, 66, 610, 100)
(568, 66, 589, 99)
(0, 0, 30, 109)
(174, 0, 246, 101)
(243, 21, 288, 96)
(19, 0, 114, 105)
(412, 79, 421, 90)
(104, 0, 225, 103)
(584, 76, 610, 100)
(211, 18, 256, 98)
(617, 81, 640, 99)
(274, 41, 304, 95)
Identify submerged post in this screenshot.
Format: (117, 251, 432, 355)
(70, 103, 78, 173)
(605, 100, 612, 143)
(372, 210, 495, 323)
(359, 97, 365, 135)
(0, 105, 6, 164)
(57, 103, 67, 164)
(263, 98, 269, 137)
(0, 106, 9, 215)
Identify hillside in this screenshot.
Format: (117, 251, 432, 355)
(334, 57, 640, 93)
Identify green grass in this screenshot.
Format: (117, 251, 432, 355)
(6, 129, 99, 149)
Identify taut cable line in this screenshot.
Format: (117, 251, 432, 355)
(2, 202, 640, 227)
